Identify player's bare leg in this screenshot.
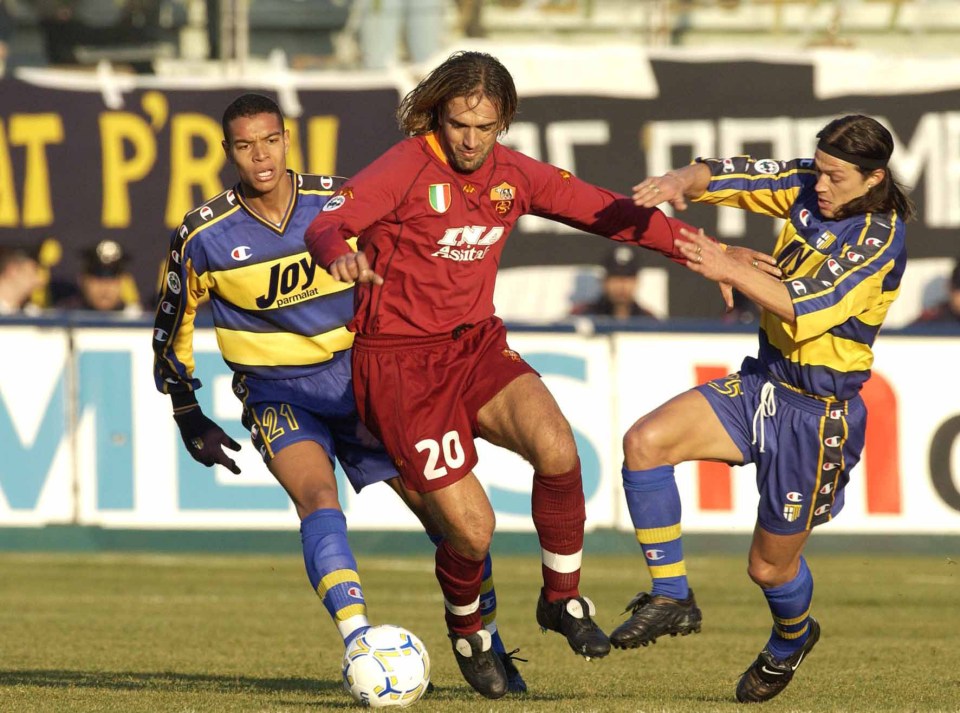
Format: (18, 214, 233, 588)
(269, 440, 370, 646)
(612, 389, 740, 648)
(478, 374, 610, 659)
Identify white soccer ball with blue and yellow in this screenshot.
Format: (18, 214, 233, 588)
(342, 624, 431, 708)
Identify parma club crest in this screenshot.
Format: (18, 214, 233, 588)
(428, 183, 451, 213)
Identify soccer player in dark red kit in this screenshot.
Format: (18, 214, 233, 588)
(304, 50, 753, 699)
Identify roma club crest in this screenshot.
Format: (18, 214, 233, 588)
(490, 181, 516, 216)
(428, 183, 451, 213)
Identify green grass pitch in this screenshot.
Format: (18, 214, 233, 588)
(1, 549, 957, 712)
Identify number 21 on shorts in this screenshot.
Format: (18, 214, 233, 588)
(415, 431, 466, 480)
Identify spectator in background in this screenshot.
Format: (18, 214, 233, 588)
(54, 239, 143, 316)
(911, 260, 960, 326)
(570, 244, 657, 320)
(0, 245, 44, 315)
(357, 0, 444, 69)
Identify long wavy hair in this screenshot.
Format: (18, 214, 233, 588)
(817, 114, 916, 222)
(397, 51, 518, 137)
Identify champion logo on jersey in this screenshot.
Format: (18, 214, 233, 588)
(791, 280, 807, 295)
(824, 435, 842, 447)
(297, 174, 304, 187)
(199, 206, 213, 220)
(846, 250, 865, 263)
(820, 482, 835, 495)
(226, 190, 236, 205)
(722, 158, 735, 173)
(171, 250, 181, 265)
(179, 224, 188, 239)
(814, 504, 831, 516)
(826, 258, 844, 276)
(153, 328, 169, 341)
(798, 208, 811, 227)
(786, 492, 803, 503)
(321, 176, 333, 189)
(865, 237, 884, 248)
(428, 183, 452, 213)
(830, 408, 843, 419)
(822, 462, 839, 471)
(231, 246, 252, 261)
(160, 301, 176, 315)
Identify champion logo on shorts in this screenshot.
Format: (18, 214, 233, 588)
(428, 183, 451, 213)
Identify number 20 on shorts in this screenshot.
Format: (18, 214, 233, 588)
(415, 431, 466, 480)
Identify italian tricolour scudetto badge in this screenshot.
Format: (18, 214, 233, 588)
(428, 183, 451, 213)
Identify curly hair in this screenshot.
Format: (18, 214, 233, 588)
(397, 51, 518, 137)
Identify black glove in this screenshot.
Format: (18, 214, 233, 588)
(173, 406, 242, 474)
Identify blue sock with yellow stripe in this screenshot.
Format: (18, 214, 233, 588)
(428, 533, 506, 654)
(763, 556, 813, 660)
(622, 465, 689, 600)
(301, 508, 369, 647)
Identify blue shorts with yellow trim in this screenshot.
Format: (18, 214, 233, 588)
(232, 353, 396, 493)
(696, 356, 866, 535)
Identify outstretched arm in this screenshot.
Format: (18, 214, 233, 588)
(632, 162, 712, 211)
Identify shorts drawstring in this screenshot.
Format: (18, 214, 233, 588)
(751, 382, 777, 453)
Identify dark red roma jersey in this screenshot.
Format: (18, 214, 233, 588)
(305, 132, 689, 336)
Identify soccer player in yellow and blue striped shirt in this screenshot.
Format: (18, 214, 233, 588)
(611, 115, 914, 703)
(153, 94, 524, 690)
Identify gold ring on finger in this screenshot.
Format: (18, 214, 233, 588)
(696, 254, 703, 264)
(752, 259, 759, 268)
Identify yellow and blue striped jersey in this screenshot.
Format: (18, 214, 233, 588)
(153, 171, 355, 398)
(695, 156, 907, 400)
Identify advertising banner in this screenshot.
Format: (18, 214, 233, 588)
(1, 325, 957, 534)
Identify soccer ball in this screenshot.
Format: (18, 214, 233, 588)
(342, 624, 431, 708)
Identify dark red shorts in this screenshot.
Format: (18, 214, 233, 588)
(351, 317, 538, 493)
